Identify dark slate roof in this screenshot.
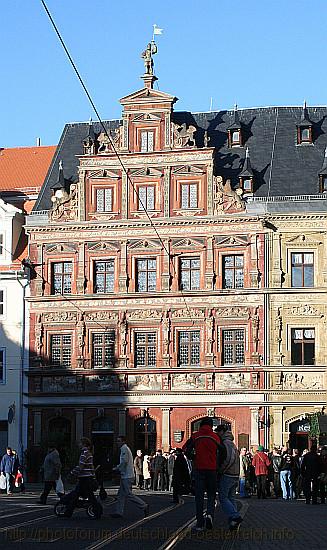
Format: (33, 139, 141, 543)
(34, 106, 327, 211)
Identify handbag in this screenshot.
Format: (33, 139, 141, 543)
(15, 472, 23, 488)
(0, 473, 6, 490)
(55, 476, 64, 495)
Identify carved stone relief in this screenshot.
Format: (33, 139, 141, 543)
(172, 308, 205, 319)
(42, 311, 78, 323)
(216, 373, 251, 389)
(215, 306, 250, 318)
(85, 375, 120, 391)
(127, 309, 162, 321)
(128, 374, 162, 391)
(272, 372, 324, 390)
(289, 305, 324, 318)
(171, 373, 205, 390)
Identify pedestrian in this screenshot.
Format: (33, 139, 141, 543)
(301, 444, 321, 504)
(143, 455, 151, 490)
(291, 449, 302, 499)
(183, 417, 222, 532)
(0, 447, 17, 495)
(163, 452, 169, 490)
(252, 445, 271, 499)
(279, 448, 294, 500)
(239, 447, 250, 498)
(134, 450, 143, 489)
(149, 453, 156, 489)
(216, 425, 243, 531)
(167, 450, 176, 491)
(318, 446, 327, 504)
(37, 443, 62, 504)
(111, 436, 149, 518)
(270, 447, 282, 498)
(172, 448, 191, 503)
(61, 437, 99, 517)
(153, 450, 165, 491)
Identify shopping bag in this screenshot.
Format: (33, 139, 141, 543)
(15, 472, 23, 487)
(55, 476, 64, 495)
(0, 473, 6, 490)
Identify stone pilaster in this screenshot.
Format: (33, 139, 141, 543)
(250, 407, 259, 448)
(76, 242, 86, 294)
(205, 236, 215, 290)
(78, 168, 86, 221)
(121, 172, 128, 219)
(271, 407, 284, 447)
(163, 167, 171, 217)
(164, 113, 171, 149)
(161, 239, 171, 291)
(118, 409, 127, 436)
(161, 408, 171, 451)
(121, 114, 129, 151)
(119, 240, 128, 292)
(207, 164, 214, 215)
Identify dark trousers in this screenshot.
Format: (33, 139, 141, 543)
(303, 476, 319, 503)
(153, 471, 164, 490)
(273, 472, 281, 497)
(319, 480, 326, 503)
(40, 480, 56, 503)
(194, 469, 217, 527)
(135, 473, 143, 488)
(256, 475, 267, 498)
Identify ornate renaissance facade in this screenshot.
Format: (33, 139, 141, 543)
(25, 48, 327, 466)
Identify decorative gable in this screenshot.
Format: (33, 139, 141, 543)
(45, 243, 78, 254)
(172, 165, 205, 175)
(132, 113, 162, 122)
(215, 235, 249, 247)
(87, 241, 120, 252)
(128, 239, 161, 250)
(120, 87, 177, 107)
(171, 237, 205, 249)
(285, 234, 323, 247)
(88, 169, 120, 179)
(129, 167, 163, 177)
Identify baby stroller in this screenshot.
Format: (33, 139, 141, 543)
(54, 470, 103, 519)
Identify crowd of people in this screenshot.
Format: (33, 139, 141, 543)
(1, 425, 327, 529)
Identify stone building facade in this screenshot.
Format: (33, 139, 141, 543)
(25, 53, 327, 464)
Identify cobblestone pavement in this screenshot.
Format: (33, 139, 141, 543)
(0, 487, 325, 550)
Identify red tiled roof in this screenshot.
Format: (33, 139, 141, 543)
(0, 146, 56, 191)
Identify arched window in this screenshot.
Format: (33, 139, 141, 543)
(191, 417, 232, 433)
(134, 416, 157, 454)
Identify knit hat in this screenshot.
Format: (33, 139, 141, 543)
(257, 445, 264, 452)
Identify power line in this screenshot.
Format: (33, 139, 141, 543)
(40, 0, 196, 325)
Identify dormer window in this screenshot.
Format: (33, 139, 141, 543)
(140, 131, 154, 152)
(231, 130, 241, 146)
(239, 148, 254, 194)
(243, 179, 252, 192)
(321, 176, 327, 193)
(297, 102, 313, 145)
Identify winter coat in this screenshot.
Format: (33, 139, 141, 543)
(143, 456, 151, 480)
(116, 444, 134, 479)
(280, 453, 293, 471)
(0, 453, 17, 475)
(172, 454, 191, 490)
(252, 451, 271, 476)
(239, 454, 250, 478)
(271, 454, 282, 473)
(154, 454, 166, 472)
(218, 431, 240, 477)
(183, 425, 221, 471)
(301, 451, 321, 479)
(167, 455, 175, 476)
(42, 449, 61, 481)
(134, 455, 143, 474)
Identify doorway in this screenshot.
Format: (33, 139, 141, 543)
(134, 417, 157, 454)
(91, 417, 114, 478)
(191, 417, 232, 433)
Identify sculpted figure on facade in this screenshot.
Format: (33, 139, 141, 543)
(141, 41, 157, 75)
(205, 313, 214, 354)
(223, 179, 245, 211)
(35, 314, 43, 356)
(251, 306, 260, 354)
(77, 313, 85, 355)
(50, 183, 78, 222)
(161, 310, 171, 356)
(119, 312, 128, 356)
(213, 175, 224, 214)
(173, 123, 197, 148)
(98, 127, 121, 153)
(274, 307, 282, 349)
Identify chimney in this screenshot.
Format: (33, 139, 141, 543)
(36, 137, 41, 147)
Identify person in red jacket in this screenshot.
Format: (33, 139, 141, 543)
(183, 417, 222, 531)
(252, 446, 271, 499)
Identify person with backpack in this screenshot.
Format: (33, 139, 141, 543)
(183, 417, 222, 532)
(216, 425, 243, 531)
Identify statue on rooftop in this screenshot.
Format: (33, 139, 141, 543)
(141, 41, 158, 75)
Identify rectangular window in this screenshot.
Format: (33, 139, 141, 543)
(138, 186, 155, 211)
(94, 260, 114, 293)
(0, 290, 3, 316)
(0, 350, 4, 382)
(136, 258, 157, 292)
(52, 262, 72, 294)
(232, 130, 240, 144)
(181, 184, 198, 209)
(178, 330, 200, 367)
(0, 235, 3, 255)
(222, 329, 245, 365)
(96, 188, 113, 212)
(223, 255, 244, 289)
(140, 131, 154, 153)
(92, 331, 115, 368)
(135, 332, 156, 367)
(50, 334, 72, 367)
(180, 257, 200, 290)
(291, 253, 314, 287)
(291, 328, 315, 365)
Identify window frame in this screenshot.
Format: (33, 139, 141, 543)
(291, 328, 315, 366)
(222, 254, 244, 289)
(221, 328, 245, 366)
(91, 330, 115, 369)
(134, 331, 157, 368)
(180, 182, 198, 209)
(95, 187, 113, 213)
(136, 258, 157, 293)
(50, 334, 72, 368)
(51, 261, 73, 295)
(291, 252, 314, 288)
(140, 130, 155, 153)
(137, 185, 155, 211)
(93, 259, 115, 293)
(0, 289, 4, 317)
(179, 256, 201, 291)
(177, 330, 201, 368)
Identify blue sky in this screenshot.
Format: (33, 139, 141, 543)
(3, 0, 327, 147)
